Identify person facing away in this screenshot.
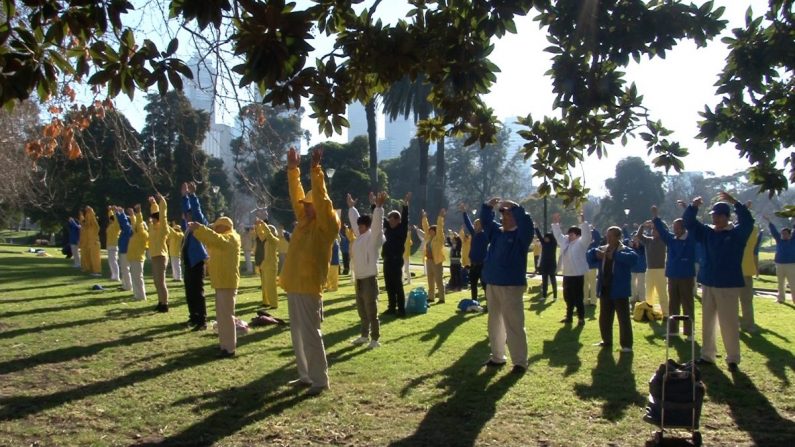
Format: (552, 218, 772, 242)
(765, 214, 795, 304)
(106, 206, 121, 282)
(421, 208, 447, 303)
(462, 203, 488, 301)
(167, 222, 184, 281)
(280, 147, 340, 396)
(347, 192, 387, 348)
(81, 206, 102, 276)
(67, 215, 81, 268)
(480, 197, 534, 374)
(651, 205, 696, 339)
(587, 226, 638, 352)
(628, 234, 647, 304)
(148, 194, 173, 313)
(115, 207, 133, 291)
(188, 216, 241, 358)
(127, 204, 149, 301)
(534, 227, 558, 301)
(255, 217, 280, 309)
(181, 181, 209, 330)
(637, 220, 669, 316)
(552, 212, 593, 325)
(683, 192, 752, 372)
(381, 192, 410, 316)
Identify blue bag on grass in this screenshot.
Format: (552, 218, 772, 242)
(406, 287, 429, 314)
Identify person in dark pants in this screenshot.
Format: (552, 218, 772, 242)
(446, 231, 463, 291)
(181, 182, 209, 330)
(461, 203, 488, 301)
(382, 192, 411, 316)
(587, 226, 637, 352)
(339, 226, 350, 275)
(534, 228, 558, 300)
(552, 212, 593, 325)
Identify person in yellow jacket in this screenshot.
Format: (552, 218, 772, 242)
(127, 204, 149, 301)
(280, 147, 339, 396)
(106, 206, 121, 281)
(78, 210, 88, 272)
(740, 212, 760, 334)
(189, 216, 241, 358)
(277, 224, 290, 274)
(167, 222, 184, 281)
(81, 206, 102, 276)
(148, 194, 172, 312)
(421, 208, 447, 303)
(255, 217, 280, 309)
(403, 231, 413, 284)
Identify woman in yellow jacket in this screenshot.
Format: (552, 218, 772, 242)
(127, 204, 150, 301)
(81, 206, 102, 276)
(255, 218, 280, 308)
(148, 195, 172, 312)
(78, 210, 88, 272)
(189, 216, 241, 358)
(106, 206, 121, 281)
(167, 223, 184, 281)
(403, 231, 412, 284)
(421, 208, 447, 303)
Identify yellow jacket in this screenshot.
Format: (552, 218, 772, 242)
(277, 231, 290, 254)
(742, 226, 760, 277)
(127, 212, 149, 262)
(106, 212, 120, 247)
(279, 165, 340, 296)
(460, 228, 471, 267)
(82, 208, 100, 247)
(404, 231, 412, 258)
(256, 221, 279, 269)
(168, 227, 184, 257)
(148, 197, 171, 258)
(421, 213, 446, 264)
(193, 225, 241, 289)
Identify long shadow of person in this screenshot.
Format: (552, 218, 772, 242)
(574, 349, 644, 421)
(389, 339, 521, 447)
(420, 313, 480, 356)
(702, 367, 795, 445)
(528, 325, 583, 377)
(528, 297, 555, 315)
(739, 329, 795, 386)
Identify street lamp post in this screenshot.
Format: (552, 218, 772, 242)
(326, 167, 336, 202)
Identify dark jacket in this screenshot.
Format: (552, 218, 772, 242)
(463, 211, 488, 264)
(382, 204, 408, 261)
(535, 228, 558, 274)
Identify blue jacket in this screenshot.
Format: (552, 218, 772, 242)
(629, 242, 647, 273)
(181, 194, 209, 268)
(587, 245, 638, 299)
(330, 239, 340, 265)
(587, 228, 602, 268)
(339, 229, 349, 254)
(463, 211, 488, 264)
(653, 217, 696, 279)
(481, 203, 534, 286)
(769, 223, 795, 264)
(68, 220, 81, 245)
(684, 202, 753, 288)
(116, 211, 132, 254)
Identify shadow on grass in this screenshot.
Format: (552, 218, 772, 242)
(528, 324, 583, 377)
(703, 368, 795, 445)
(0, 306, 155, 341)
(390, 339, 520, 447)
(573, 349, 644, 421)
(420, 313, 480, 356)
(528, 296, 556, 315)
(740, 330, 795, 386)
(0, 281, 82, 297)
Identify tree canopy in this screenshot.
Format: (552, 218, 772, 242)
(595, 156, 665, 229)
(2, 0, 791, 205)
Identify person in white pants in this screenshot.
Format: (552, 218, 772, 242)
(168, 224, 184, 281)
(106, 207, 121, 281)
(114, 207, 133, 291)
(68, 217, 81, 268)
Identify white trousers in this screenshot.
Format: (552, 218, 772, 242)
(776, 263, 795, 303)
(584, 268, 598, 303)
(244, 250, 253, 275)
(119, 253, 132, 290)
(107, 245, 120, 281)
(287, 293, 329, 387)
(701, 286, 741, 364)
(631, 272, 646, 302)
(129, 260, 147, 301)
(646, 268, 669, 315)
(403, 254, 411, 283)
(71, 244, 81, 267)
(170, 256, 183, 281)
(486, 285, 528, 368)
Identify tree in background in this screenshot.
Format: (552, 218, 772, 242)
(595, 157, 665, 230)
(379, 138, 444, 224)
(0, 100, 40, 228)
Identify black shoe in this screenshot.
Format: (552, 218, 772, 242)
(695, 358, 715, 366)
(559, 318, 573, 324)
(727, 362, 739, 372)
(155, 303, 169, 313)
(482, 359, 507, 368)
(384, 308, 396, 315)
(154, 303, 164, 312)
(191, 323, 207, 332)
(510, 365, 527, 375)
(217, 349, 235, 359)
(577, 319, 585, 326)
(397, 310, 406, 318)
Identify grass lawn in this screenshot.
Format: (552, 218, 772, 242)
(1, 244, 794, 446)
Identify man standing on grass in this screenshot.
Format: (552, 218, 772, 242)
(148, 194, 172, 313)
(587, 226, 637, 352)
(67, 215, 81, 268)
(462, 203, 488, 301)
(584, 227, 602, 306)
(683, 192, 752, 372)
(347, 191, 386, 348)
(637, 220, 669, 318)
(765, 215, 795, 304)
(552, 212, 592, 326)
(421, 208, 447, 304)
(280, 146, 340, 396)
(181, 182, 209, 331)
(481, 197, 534, 374)
(106, 206, 121, 282)
(651, 205, 696, 340)
(381, 192, 410, 317)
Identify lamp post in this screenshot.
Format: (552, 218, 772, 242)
(212, 185, 220, 195)
(624, 208, 630, 226)
(326, 167, 336, 202)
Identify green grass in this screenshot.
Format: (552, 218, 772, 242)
(1, 244, 794, 446)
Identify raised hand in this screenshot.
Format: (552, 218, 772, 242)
(718, 191, 736, 205)
(187, 182, 196, 194)
(487, 197, 501, 208)
(134, 204, 141, 213)
(552, 212, 561, 224)
(439, 208, 447, 218)
(368, 191, 376, 205)
(692, 196, 704, 208)
(375, 191, 388, 206)
(403, 191, 412, 204)
(154, 193, 163, 203)
(346, 193, 357, 208)
(311, 147, 323, 168)
(287, 147, 300, 169)
(676, 200, 687, 209)
(458, 202, 467, 213)
(651, 205, 658, 218)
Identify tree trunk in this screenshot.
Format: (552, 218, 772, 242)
(434, 134, 445, 210)
(365, 100, 379, 191)
(417, 102, 431, 214)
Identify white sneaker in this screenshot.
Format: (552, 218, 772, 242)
(368, 340, 381, 349)
(351, 336, 369, 346)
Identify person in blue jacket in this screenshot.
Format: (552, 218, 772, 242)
(588, 227, 638, 352)
(652, 205, 697, 339)
(115, 207, 133, 291)
(339, 226, 350, 275)
(181, 182, 210, 330)
(462, 203, 488, 301)
(765, 215, 795, 304)
(67, 216, 81, 268)
(629, 234, 647, 304)
(584, 228, 602, 306)
(683, 192, 752, 372)
(534, 228, 558, 301)
(480, 197, 534, 374)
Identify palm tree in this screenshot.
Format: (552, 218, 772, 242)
(365, 99, 378, 191)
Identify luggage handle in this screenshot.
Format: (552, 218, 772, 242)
(668, 315, 691, 322)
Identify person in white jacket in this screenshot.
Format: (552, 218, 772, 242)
(347, 191, 386, 349)
(552, 212, 592, 326)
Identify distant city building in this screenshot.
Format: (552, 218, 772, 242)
(347, 101, 415, 161)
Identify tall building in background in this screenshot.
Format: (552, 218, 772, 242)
(346, 102, 415, 161)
